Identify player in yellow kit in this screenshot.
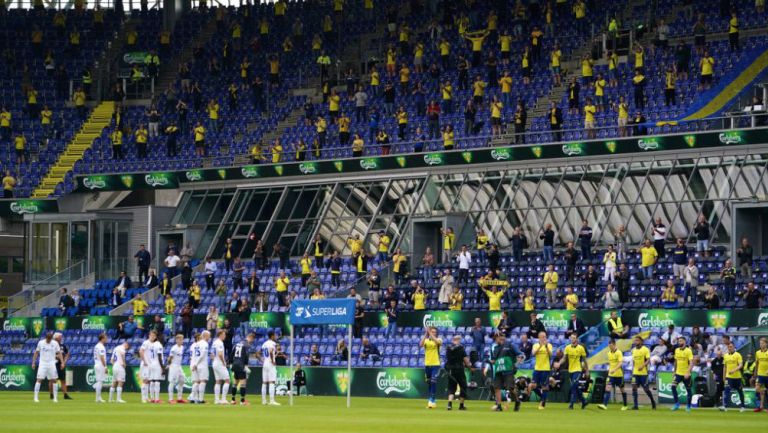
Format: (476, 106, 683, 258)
(754, 337, 768, 412)
(720, 342, 746, 412)
(420, 327, 442, 409)
(528, 331, 552, 409)
(630, 336, 656, 410)
(598, 339, 628, 410)
(671, 336, 694, 411)
(558, 334, 589, 409)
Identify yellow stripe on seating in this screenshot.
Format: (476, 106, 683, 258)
(587, 330, 651, 368)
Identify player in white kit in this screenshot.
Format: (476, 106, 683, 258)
(32, 332, 63, 402)
(212, 330, 231, 404)
(109, 341, 130, 403)
(257, 330, 280, 406)
(139, 330, 163, 403)
(166, 334, 187, 403)
(150, 334, 165, 403)
(191, 330, 211, 403)
(93, 333, 108, 402)
(187, 333, 200, 402)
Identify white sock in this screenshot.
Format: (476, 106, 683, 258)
(52, 382, 58, 401)
(190, 383, 198, 401)
(153, 382, 160, 400)
(269, 383, 275, 402)
(116, 386, 122, 401)
(169, 383, 175, 402)
(109, 386, 114, 402)
(177, 383, 184, 401)
(198, 383, 206, 403)
(222, 383, 230, 402)
(214, 383, 221, 402)
(95, 381, 103, 400)
(141, 383, 148, 401)
(262, 384, 267, 403)
(34, 382, 41, 400)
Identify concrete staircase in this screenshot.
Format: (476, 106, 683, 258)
(32, 102, 115, 198)
(155, 17, 218, 94)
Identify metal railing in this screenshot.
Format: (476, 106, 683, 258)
(8, 260, 87, 317)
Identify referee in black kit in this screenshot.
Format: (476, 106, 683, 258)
(445, 335, 472, 410)
(51, 332, 72, 400)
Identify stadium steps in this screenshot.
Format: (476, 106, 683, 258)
(156, 16, 217, 93)
(31, 101, 116, 198)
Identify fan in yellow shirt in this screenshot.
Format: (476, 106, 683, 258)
(481, 286, 506, 311)
(411, 287, 426, 310)
(564, 287, 579, 310)
(583, 98, 596, 139)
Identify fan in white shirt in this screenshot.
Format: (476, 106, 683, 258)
(31, 332, 63, 403)
(212, 330, 231, 404)
(166, 334, 186, 403)
(109, 341, 130, 403)
(93, 333, 108, 402)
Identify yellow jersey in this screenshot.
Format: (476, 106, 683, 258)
(673, 347, 694, 376)
(164, 297, 176, 315)
(484, 289, 505, 311)
(543, 271, 558, 290)
(300, 257, 312, 274)
(551, 49, 561, 67)
(0, 111, 10, 127)
(473, 80, 487, 96)
(640, 246, 657, 267)
(443, 232, 455, 249)
(378, 235, 390, 252)
(135, 128, 148, 144)
(564, 344, 586, 373)
(565, 293, 579, 310)
(631, 346, 650, 376)
(194, 126, 205, 142)
(441, 84, 453, 100)
(701, 57, 715, 75)
(491, 102, 502, 119)
(14, 136, 25, 150)
(370, 71, 380, 86)
(523, 295, 535, 311)
(618, 103, 629, 120)
(413, 292, 426, 310)
(607, 348, 624, 377)
(582, 59, 593, 77)
(584, 105, 596, 122)
(338, 116, 350, 132)
(399, 67, 410, 83)
(634, 50, 644, 68)
(499, 35, 512, 52)
(729, 17, 738, 34)
(41, 109, 52, 125)
(595, 79, 606, 96)
(723, 351, 743, 379)
(348, 238, 363, 254)
(329, 95, 340, 111)
(755, 349, 768, 376)
(133, 299, 148, 316)
(532, 342, 553, 371)
(275, 277, 290, 293)
(423, 338, 440, 366)
(439, 41, 450, 56)
(499, 76, 512, 93)
(392, 254, 406, 273)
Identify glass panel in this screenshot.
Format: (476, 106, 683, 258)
(51, 223, 69, 274)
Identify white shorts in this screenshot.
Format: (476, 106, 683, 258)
(213, 363, 230, 381)
(37, 363, 58, 381)
(168, 365, 185, 384)
(149, 364, 163, 381)
(112, 365, 126, 383)
(93, 364, 107, 382)
(192, 366, 209, 382)
(262, 365, 277, 383)
(140, 365, 150, 381)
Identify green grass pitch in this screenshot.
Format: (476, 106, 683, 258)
(1, 392, 765, 433)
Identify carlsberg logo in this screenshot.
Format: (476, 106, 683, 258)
(86, 368, 113, 386)
(241, 166, 260, 178)
(145, 174, 170, 187)
(81, 318, 106, 330)
(422, 314, 454, 328)
(359, 158, 379, 170)
(185, 170, 202, 181)
(536, 313, 567, 328)
(83, 177, 106, 190)
(423, 154, 443, 166)
(637, 138, 660, 151)
(299, 163, 318, 174)
(0, 368, 26, 388)
(561, 143, 583, 156)
(10, 202, 39, 214)
(718, 132, 742, 145)
(3, 320, 25, 331)
(376, 372, 412, 395)
(758, 313, 768, 326)
(638, 312, 674, 328)
(490, 148, 511, 161)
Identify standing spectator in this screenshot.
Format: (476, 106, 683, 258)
(578, 220, 592, 260)
(203, 257, 217, 291)
(385, 300, 398, 338)
(439, 269, 454, 306)
(640, 239, 658, 281)
(134, 245, 151, 283)
(215, 279, 228, 312)
(743, 281, 763, 309)
(582, 265, 598, 304)
(367, 269, 381, 307)
(246, 271, 260, 306)
(275, 271, 290, 309)
(353, 302, 365, 338)
(602, 284, 620, 309)
(449, 287, 464, 311)
(543, 264, 559, 306)
(511, 227, 527, 262)
(672, 238, 688, 284)
(720, 259, 737, 303)
(549, 101, 563, 142)
(660, 280, 678, 308)
(563, 242, 578, 282)
(180, 303, 193, 338)
(441, 227, 455, 263)
(603, 245, 617, 283)
(683, 258, 700, 304)
(206, 306, 218, 332)
(651, 217, 667, 258)
(539, 223, 555, 263)
(232, 257, 245, 292)
(164, 249, 180, 278)
(2, 170, 16, 198)
(179, 243, 194, 266)
(470, 318, 485, 357)
(487, 244, 500, 271)
(391, 248, 407, 285)
(456, 246, 471, 285)
(223, 238, 234, 272)
(614, 225, 627, 262)
(353, 86, 368, 123)
(421, 247, 435, 279)
(180, 262, 192, 292)
(616, 263, 630, 304)
(736, 237, 753, 278)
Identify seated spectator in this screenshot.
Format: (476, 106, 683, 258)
(114, 271, 132, 296)
(110, 288, 122, 307)
(566, 313, 586, 338)
(307, 344, 322, 366)
(527, 313, 546, 340)
(132, 294, 148, 316)
(71, 289, 81, 310)
(117, 315, 138, 339)
(606, 311, 629, 339)
(520, 288, 535, 311)
(332, 339, 349, 361)
(144, 269, 159, 289)
(58, 287, 74, 312)
(496, 311, 512, 337)
(382, 285, 398, 306)
(649, 338, 669, 371)
(660, 279, 678, 308)
(360, 337, 381, 362)
(275, 343, 288, 366)
(150, 314, 165, 344)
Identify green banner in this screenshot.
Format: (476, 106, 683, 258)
(73, 128, 768, 193)
(1, 317, 46, 337)
(0, 199, 59, 217)
(0, 365, 35, 391)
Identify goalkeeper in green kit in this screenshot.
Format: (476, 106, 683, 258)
(487, 332, 525, 412)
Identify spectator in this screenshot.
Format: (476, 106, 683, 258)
(131, 294, 148, 316)
(487, 244, 500, 271)
(578, 220, 592, 260)
(367, 269, 381, 307)
(449, 286, 464, 311)
(660, 279, 678, 308)
(602, 245, 617, 283)
(206, 306, 218, 332)
(582, 265, 598, 304)
(294, 363, 307, 395)
(353, 301, 365, 338)
(275, 271, 290, 309)
(110, 288, 122, 307)
(692, 215, 710, 256)
(606, 311, 628, 339)
(441, 227, 455, 263)
(360, 337, 381, 362)
(144, 269, 159, 289)
(382, 286, 398, 307)
(180, 262, 193, 292)
(683, 258, 700, 304)
(527, 313, 546, 340)
(439, 269, 454, 305)
(456, 245, 471, 285)
(392, 248, 407, 285)
(164, 294, 175, 315)
(566, 312, 586, 337)
(385, 299, 398, 338)
(411, 286, 426, 310)
(743, 281, 763, 309)
(215, 279, 228, 312)
(521, 288, 535, 312)
(150, 315, 165, 344)
(616, 263, 630, 304)
(640, 239, 658, 281)
(603, 284, 620, 309)
(117, 316, 138, 339)
(421, 247, 435, 278)
(114, 271, 132, 296)
(519, 334, 533, 360)
(58, 288, 74, 312)
(511, 227, 527, 262)
(661, 325, 681, 344)
(188, 280, 201, 309)
(543, 264, 559, 306)
(179, 243, 194, 266)
(672, 238, 688, 283)
(470, 318, 485, 357)
(563, 242, 577, 282)
(2, 170, 16, 198)
(720, 259, 737, 303)
(246, 271, 260, 306)
(614, 225, 627, 262)
(332, 340, 348, 361)
(496, 311, 513, 337)
(232, 257, 245, 292)
(652, 217, 667, 258)
(307, 344, 322, 366)
(481, 285, 506, 312)
(564, 287, 579, 311)
(164, 249, 181, 278)
(275, 344, 288, 366)
(539, 223, 555, 263)
(134, 244, 151, 283)
(736, 237, 753, 278)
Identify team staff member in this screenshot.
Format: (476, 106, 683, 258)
(488, 333, 524, 412)
(420, 326, 442, 409)
(529, 331, 552, 409)
(445, 335, 472, 411)
(670, 336, 694, 412)
(630, 336, 656, 409)
(720, 342, 746, 412)
(598, 339, 627, 410)
(558, 334, 589, 409)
